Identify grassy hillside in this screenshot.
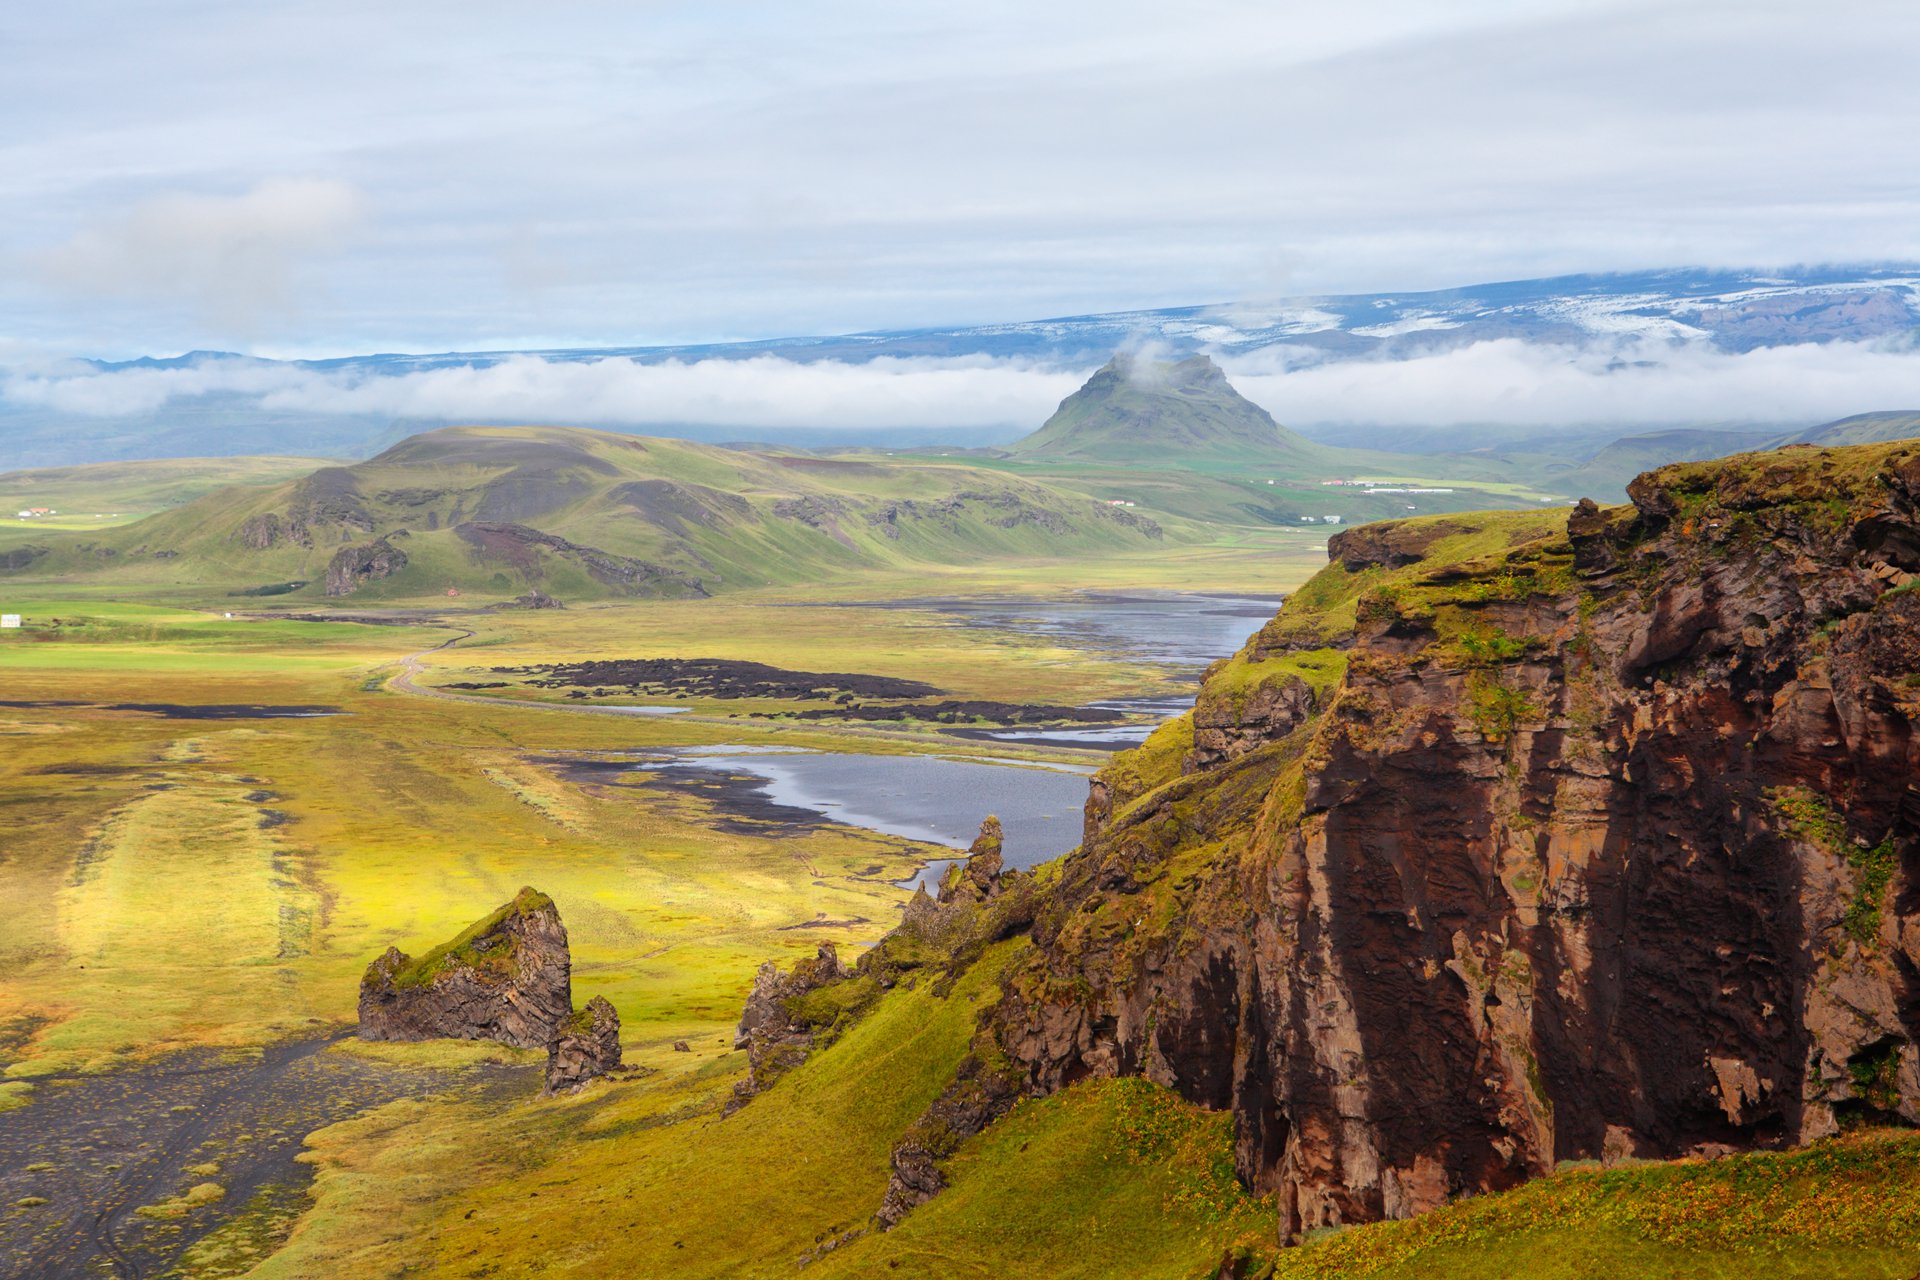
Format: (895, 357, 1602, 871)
(0, 456, 331, 532)
(196, 945, 1920, 1279)
(0, 427, 1174, 603)
(1793, 410, 1920, 447)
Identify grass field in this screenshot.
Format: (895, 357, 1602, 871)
(5, 511, 1915, 1279)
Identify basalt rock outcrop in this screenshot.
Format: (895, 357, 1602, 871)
(883, 440, 1920, 1241)
(726, 942, 849, 1113)
(545, 995, 624, 1094)
(325, 535, 409, 597)
(358, 886, 574, 1049)
(939, 816, 1005, 905)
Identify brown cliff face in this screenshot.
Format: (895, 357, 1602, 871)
(358, 887, 573, 1050)
(952, 441, 1920, 1240)
(545, 995, 623, 1094)
(727, 942, 849, 1112)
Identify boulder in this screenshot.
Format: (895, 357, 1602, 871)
(544, 995, 622, 1094)
(325, 535, 408, 597)
(358, 886, 573, 1049)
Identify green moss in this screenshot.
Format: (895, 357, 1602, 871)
(388, 885, 553, 990)
(1844, 839, 1898, 948)
(1848, 1040, 1904, 1117)
(1462, 673, 1537, 742)
(1768, 789, 1896, 948)
(1455, 623, 1533, 667)
(784, 974, 882, 1035)
(1770, 787, 1849, 852)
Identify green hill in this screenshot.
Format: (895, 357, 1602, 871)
(1010, 353, 1324, 463)
(0, 426, 1171, 602)
(1792, 410, 1920, 447)
(0, 455, 331, 530)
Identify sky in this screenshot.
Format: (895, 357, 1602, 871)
(3, 1, 1919, 439)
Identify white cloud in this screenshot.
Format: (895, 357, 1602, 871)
(1227, 337, 1920, 430)
(29, 179, 365, 336)
(4, 3, 1919, 355)
(6, 336, 1920, 439)
(1, 353, 1084, 432)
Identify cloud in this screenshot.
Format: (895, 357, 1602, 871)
(1226, 337, 1920, 430)
(0, 353, 1083, 432)
(7, 3, 1920, 355)
(30, 179, 366, 336)
(6, 336, 1920, 440)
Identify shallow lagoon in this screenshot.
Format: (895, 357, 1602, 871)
(643, 748, 1094, 891)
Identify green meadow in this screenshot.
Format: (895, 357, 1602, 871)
(2, 441, 1914, 1279)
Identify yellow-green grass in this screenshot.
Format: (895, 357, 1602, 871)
(0, 455, 331, 533)
(1271, 1130, 1920, 1280)
(0, 608, 949, 1077)
(236, 941, 1271, 1279)
(0, 551, 1328, 1079)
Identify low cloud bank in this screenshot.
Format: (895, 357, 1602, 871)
(4, 337, 1919, 437)
(1230, 337, 1920, 430)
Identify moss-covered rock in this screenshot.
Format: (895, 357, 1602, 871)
(357, 886, 572, 1050)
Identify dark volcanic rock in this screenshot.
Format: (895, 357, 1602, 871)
(544, 995, 622, 1094)
(939, 815, 1005, 904)
(886, 440, 1920, 1240)
(0, 545, 48, 572)
(502, 656, 941, 702)
(325, 536, 408, 597)
(358, 887, 573, 1049)
(454, 520, 708, 598)
(787, 699, 1125, 726)
(726, 942, 848, 1113)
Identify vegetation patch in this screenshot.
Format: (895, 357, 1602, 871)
(1273, 1129, 1920, 1280)
(388, 886, 554, 990)
(1463, 673, 1538, 742)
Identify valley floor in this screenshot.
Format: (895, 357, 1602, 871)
(1, 540, 1916, 1278)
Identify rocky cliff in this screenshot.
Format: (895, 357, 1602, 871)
(359, 886, 574, 1049)
(874, 440, 1920, 1240)
(546, 995, 624, 1094)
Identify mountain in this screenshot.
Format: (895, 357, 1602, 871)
(1550, 427, 1783, 498)
(1791, 410, 1920, 447)
(719, 438, 1920, 1250)
(0, 426, 1168, 602)
(7, 265, 1919, 469)
(1007, 353, 1321, 463)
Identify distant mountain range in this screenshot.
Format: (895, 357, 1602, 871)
(4, 265, 1919, 471)
(82, 265, 1920, 374)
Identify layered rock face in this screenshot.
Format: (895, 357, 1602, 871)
(966, 442, 1920, 1240)
(358, 886, 574, 1049)
(546, 995, 623, 1094)
(727, 942, 849, 1111)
